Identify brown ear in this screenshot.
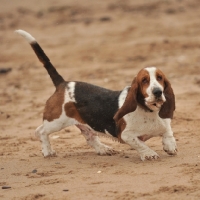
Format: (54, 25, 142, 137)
(159, 78, 175, 119)
(114, 78, 138, 123)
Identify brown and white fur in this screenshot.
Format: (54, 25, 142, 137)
(15, 30, 177, 161)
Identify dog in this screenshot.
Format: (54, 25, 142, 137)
(15, 30, 177, 161)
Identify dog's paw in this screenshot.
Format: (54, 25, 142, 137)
(95, 144, 116, 156)
(163, 146, 177, 155)
(163, 136, 177, 156)
(43, 149, 57, 158)
(140, 149, 160, 161)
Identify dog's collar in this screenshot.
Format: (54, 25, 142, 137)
(138, 103, 153, 113)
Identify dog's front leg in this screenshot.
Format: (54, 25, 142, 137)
(121, 130, 159, 161)
(162, 119, 177, 155)
(162, 132, 177, 156)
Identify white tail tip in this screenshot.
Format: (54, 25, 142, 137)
(15, 29, 36, 43)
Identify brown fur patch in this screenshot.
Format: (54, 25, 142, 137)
(138, 135, 151, 142)
(64, 102, 85, 124)
(155, 69, 165, 88)
(137, 69, 150, 99)
(43, 84, 65, 122)
(116, 118, 126, 143)
(159, 76, 175, 119)
(113, 78, 138, 122)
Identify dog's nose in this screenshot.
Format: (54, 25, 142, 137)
(153, 88, 162, 98)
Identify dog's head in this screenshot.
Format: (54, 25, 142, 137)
(114, 67, 175, 122)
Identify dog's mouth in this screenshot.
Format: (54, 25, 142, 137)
(146, 99, 164, 110)
(152, 102, 162, 108)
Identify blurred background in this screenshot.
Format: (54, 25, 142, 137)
(1, 0, 200, 199)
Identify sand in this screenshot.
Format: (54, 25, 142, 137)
(0, 0, 200, 199)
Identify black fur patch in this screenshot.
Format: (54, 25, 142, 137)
(74, 82, 121, 137)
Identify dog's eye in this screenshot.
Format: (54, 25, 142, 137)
(157, 75, 162, 81)
(142, 77, 148, 84)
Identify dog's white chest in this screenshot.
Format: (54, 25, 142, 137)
(124, 106, 167, 136)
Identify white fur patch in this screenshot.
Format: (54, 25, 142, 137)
(118, 86, 130, 108)
(67, 82, 76, 102)
(124, 106, 167, 136)
(15, 30, 36, 43)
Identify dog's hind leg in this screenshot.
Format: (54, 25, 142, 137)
(35, 84, 76, 157)
(76, 124, 115, 155)
(35, 122, 58, 157)
(35, 116, 74, 157)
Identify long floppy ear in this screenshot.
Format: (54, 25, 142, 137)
(114, 77, 138, 123)
(159, 77, 175, 119)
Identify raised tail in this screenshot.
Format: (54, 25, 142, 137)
(15, 29, 65, 87)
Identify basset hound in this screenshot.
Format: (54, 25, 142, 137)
(15, 30, 177, 161)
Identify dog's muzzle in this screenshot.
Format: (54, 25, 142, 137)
(145, 87, 165, 110)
